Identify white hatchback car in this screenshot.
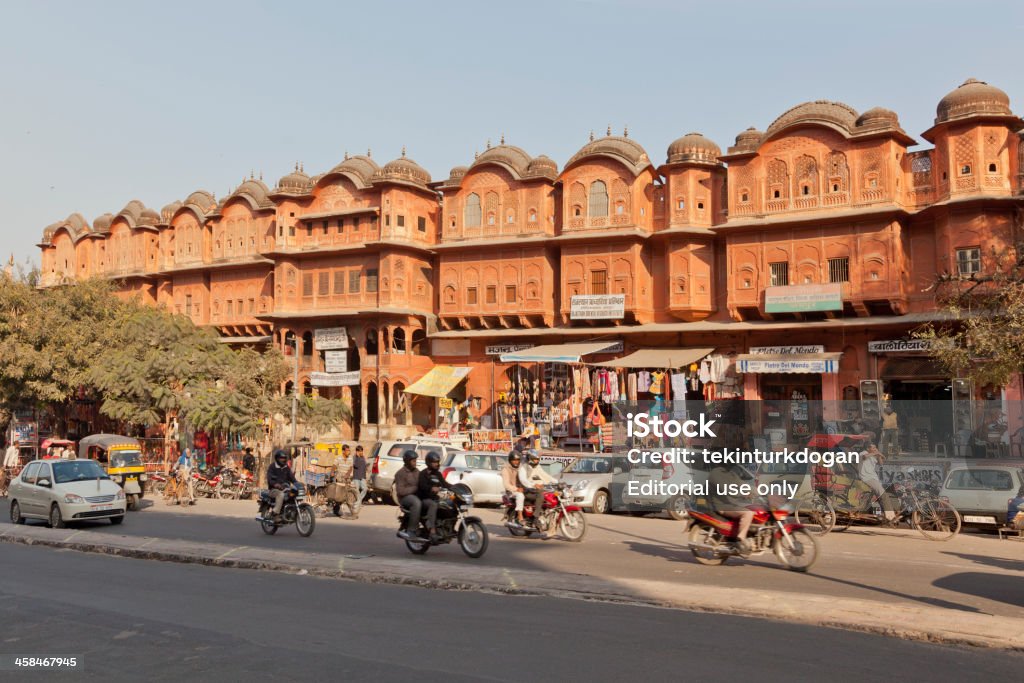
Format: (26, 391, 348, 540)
(9, 459, 127, 528)
(939, 465, 1024, 527)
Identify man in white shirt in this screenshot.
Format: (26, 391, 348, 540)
(4, 441, 20, 469)
(518, 450, 555, 531)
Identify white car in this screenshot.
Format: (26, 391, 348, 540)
(939, 465, 1024, 527)
(8, 459, 127, 528)
(368, 437, 467, 502)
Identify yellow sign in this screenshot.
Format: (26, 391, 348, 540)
(438, 398, 453, 409)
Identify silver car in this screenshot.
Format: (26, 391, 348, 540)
(939, 465, 1024, 527)
(559, 455, 615, 514)
(441, 451, 510, 505)
(369, 438, 466, 501)
(8, 459, 127, 527)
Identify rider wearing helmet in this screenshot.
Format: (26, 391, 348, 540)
(502, 451, 526, 525)
(417, 450, 454, 541)
(518, 450, 555, 531)
(395, 450, 423, 541)
(267, 449, 298, 521)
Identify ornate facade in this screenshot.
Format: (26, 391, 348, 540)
(40, 79, 1024, 436)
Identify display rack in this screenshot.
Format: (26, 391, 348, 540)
(859, 380, 882, 423)
(951, 378, 975, 435)
(469, 429, 514, 453)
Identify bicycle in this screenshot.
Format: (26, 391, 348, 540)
(163, 471, 196, 506)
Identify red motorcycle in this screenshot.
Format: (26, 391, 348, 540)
(686, 500, 818, 572)
(502, 483, 587, 542)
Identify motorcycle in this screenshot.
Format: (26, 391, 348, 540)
(255, 484, 316, 537)
(502, 483, 587, 542)
(232, 470, 255, 500)
(686, 499, 818, 572)
(397, 483, 488, 558)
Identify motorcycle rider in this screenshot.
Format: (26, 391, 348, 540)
(501, 451, 526, 525)
(266, 449, 298, 522)
(395, 450, 424, 541)
(518, 450, 555, 531)
(708, 462, 754, 556)
(418, 451, 454, 541)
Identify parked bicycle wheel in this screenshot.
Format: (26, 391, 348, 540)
(794, 492, 836, 535)
(912, 498, 961, 541)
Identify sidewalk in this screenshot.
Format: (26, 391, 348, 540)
(1, 521, 1021, 651)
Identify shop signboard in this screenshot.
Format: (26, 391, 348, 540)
(570, 294, 626, 320)
(879, 461, 950, 488)
(310, 371, 360, 387)
(868, 339, 933, 353)
(485, 344, 534, 356)
(765, 284, 842, 313)
(324, 351, 347, 373)
(438, 398, 453, 410)
(314, 327, 349, 351)
(749, 345, 825, 355)
(737, 358, 838, 373)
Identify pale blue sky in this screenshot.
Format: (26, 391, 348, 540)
(2, 0, 1021, 267)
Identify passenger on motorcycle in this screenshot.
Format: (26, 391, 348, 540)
(518, 450, 555, 530)
(395, 450, 424, 541)
(266, 449, 298, 522)
(502, 451, 526, 524)
(708, 462, 754, 556)
(418, 451, 454, 541)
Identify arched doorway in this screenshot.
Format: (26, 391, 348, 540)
(366, 381, 378, 425)
(302, 331, 314, 357)
(365, 328, 378, 356)
(393, 382, 407, 425)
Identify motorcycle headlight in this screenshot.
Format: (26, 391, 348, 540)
(63, 493, 85, 504)
(140, 474, 147, 481)
(115, 489, 126, 500)
(573, 479, 590, 491)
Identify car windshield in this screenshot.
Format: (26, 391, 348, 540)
(110, 450, 143, 468)
(52, 460, 109, 483)
(565, 457, 613, 474)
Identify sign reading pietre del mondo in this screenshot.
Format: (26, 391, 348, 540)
(314, 327, 349, 351)
(764, 284, 842, 313)
(310, 371, 360, 387)
(570, 294, 626, 320)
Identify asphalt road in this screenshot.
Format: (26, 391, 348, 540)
(5, 498, 1019, 619)
(2, 544, 1021, 681)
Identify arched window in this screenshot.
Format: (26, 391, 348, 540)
(411, 329, 427, 355)
(393, 328, 406, 353)
(302, 331, 313, 356)
(365, 328, 378, 355)
(284, 331, 296, 355)
(464, 193, 481, 227)
(589, 181, 609, 217)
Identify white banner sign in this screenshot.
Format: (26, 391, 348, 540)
(738, 358, 838, 374)
(748, 345, 825, 355)
(485, 344, 534, 356)
(570, 294, 626, 320)
(314, 327, 349, 350)
(324, 351, 347, 373)
(310, 371, 360, 387)
(868, 339, 933, 353)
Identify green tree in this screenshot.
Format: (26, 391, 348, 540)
(298, 394, 352, 441)
(916, 232, 1024, 388)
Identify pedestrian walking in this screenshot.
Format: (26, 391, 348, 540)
(0, 440, 17, 497)
(352, 444, 368, 517)
(176, 447, 195, 504)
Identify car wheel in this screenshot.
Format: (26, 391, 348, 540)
(49, 503, 67, 529)
(592, 489, 610, 515)
(109, 515, 125, 525)
(10, 500, 24, 525)
(666, 495, 690, 521)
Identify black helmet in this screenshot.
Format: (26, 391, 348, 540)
(402, 450, 418, 465)
(508, 451, 522, 464)
(425, 452, 441, 466)
(273, 449, 288, 465)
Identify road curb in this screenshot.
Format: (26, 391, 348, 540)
(2, 527, 1021, 652)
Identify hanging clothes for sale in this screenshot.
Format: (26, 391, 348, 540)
(627, 372, 637, 401)
(649, 371, 665, 395)
(637, 370, 651, 393)
(671, 373, 688, 399)
(699, 360, 712, 385)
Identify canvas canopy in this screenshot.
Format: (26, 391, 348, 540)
(594, 347, 714, 369)
(404, 366, 471, 397)
(499, 342, 619, 363)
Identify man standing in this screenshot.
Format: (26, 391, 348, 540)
(1, 440, 18, 496)
(351, 444, 368, 517)
(242, 447, 256, 476)
(880, 407, 899, 456)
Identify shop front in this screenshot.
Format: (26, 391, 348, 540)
(737, 346, 842, 443)
(403, 365, 473, 435)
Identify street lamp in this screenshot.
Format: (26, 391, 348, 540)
(290, 333, 299, 442)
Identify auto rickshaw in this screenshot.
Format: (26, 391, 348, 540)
(78, 434, 147, 510)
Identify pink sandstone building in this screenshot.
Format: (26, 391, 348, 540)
(39, 79, 1024, 442)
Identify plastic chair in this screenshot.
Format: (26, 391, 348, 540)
(934, 443, 947, 458)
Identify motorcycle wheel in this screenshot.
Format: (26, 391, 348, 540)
(774, 528, 818, 572)
(296, 504, 316, 537)
(558, 510, 587, 542)
(911, 498, 961, 541)
(405, 539, 430, 555)
(458, 520, 489, 558)
(259, 505, 277, 535)
(688, 524, 728, 566)
(127, 494, 139, 511)
(794, 493, 836, 536)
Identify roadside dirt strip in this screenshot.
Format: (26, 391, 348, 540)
(2, 524, 1021, 651)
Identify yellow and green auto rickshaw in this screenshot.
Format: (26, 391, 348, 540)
(78, 434, 147, 510)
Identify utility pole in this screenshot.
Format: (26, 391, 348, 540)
(290, 334, 299, 441)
